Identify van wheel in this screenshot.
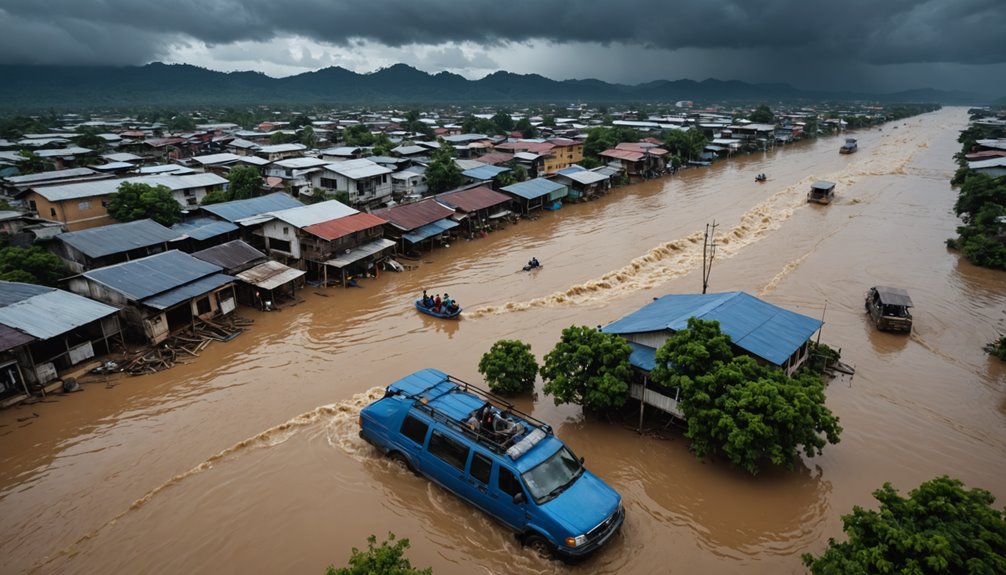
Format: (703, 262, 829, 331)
(525, 534, 554, 560)
(388, 452, 415, 474)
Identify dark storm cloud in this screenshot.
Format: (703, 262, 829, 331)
(0, 0, 1002, 66)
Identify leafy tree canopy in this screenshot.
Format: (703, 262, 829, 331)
(107, 181, 183, 226)
(541, 325, 633, 411)
(478, 339, 539, 395)
(343, 124, 376, 146)
(803, 476, 1006, 574)
(227, 165, 264, 201)
(326, 533, 432, 575)
(165, 114, 196, 133)
(424, 139, 462, 194)
(515, 118, 538, 138)
(651, 318, 841, 474)
(582, 126, 642, 160)
(0, 246, 67, 287)
(749, 104, 775, 124)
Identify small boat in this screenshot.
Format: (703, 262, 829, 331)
(840, 138, 858, 154)
(864, 286, 913, 333)
(415, 299, 461, 319)
(755, 173, 767, 182)
(807, 180, 836, 204)
(522, 259, 542, 272)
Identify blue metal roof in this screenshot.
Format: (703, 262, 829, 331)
(461, 165, 510, 180)
(402, 218, 459, 244)
(200, 192, 303, 223)
(84, 250, 224, 301)
(501, 178, 567, 200)
(171, 216, 239, 241)
(602, 292, 823, 367)
(0, 281, 50, 306)
(627, 341, 656, 371)
(142, 273, 235, 310)
(57, 219, 178, 258)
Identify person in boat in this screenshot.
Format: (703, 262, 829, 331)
(433, 293, 442, 312)
(527, 257, 540, 269)
(442, 293, 453, 312)
(421, 289, 431, 307)
(446, 298, 459, 314)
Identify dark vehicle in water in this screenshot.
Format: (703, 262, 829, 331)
(865, 286, 913, 332)
(807, 180, 836, 204)
(840, 137, 858, 154)
(359, 368, 625, 560)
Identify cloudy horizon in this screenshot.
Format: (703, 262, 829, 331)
(1, 0, 1004, 97)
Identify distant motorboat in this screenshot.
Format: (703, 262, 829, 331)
(755, 173, 767, 182)
(415, 299, 462, 319)
(840, 138, 858, 154)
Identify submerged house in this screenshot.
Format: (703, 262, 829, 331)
(0, 281, 121, 401)
(434, 186, 513, 236)
(53, 218, 179, 274)
(192, 240, 305, 307)
(499, 178, 568, 213)
(601, 292, 823, 418)
(371, 198, 458, 255)
(67, 250, 236, 345)
(553, 166, 611, 201)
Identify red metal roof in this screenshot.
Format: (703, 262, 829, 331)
(371, 198, 456, 231)
(436, 186, 512, 213)
(304, 212, 387, 241)
(966, 150, 1006, 160)
(615, 142, 668, 155)
(475, 152, 515, 165)
(600, 148, 644, 162)
(0, 323, 35, 352)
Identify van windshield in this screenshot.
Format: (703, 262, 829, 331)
(522, 446, 583, 503)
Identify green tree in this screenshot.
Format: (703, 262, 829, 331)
(290, 113, 312, 130)
(73, 126, 106, 151)
(749, 104, 775, 124)
(478, 339, 539, 395)
(0, 246, 67, 286)
(227, 165, 263, 201)
(270, 131, 294, 145)
(803, 476, 1006, 574)
(372, 133, 394, 157)
(165, 114, 196, 133)
(326, 533, 431, 575)
(299, 125, 318, 148)
(540, 325, 633, 411)
(107, 181, 183, 226)
(14, 150, 52, 175)
(200, 190, 229, 206)
(651, 318, 841, 474)
(343, 124, 375, 146)
(515, 118, 538, 138)
(491, 111, 514, 134)
(424, 139, 462, 194)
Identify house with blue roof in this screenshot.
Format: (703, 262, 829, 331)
(0, 281, 122, 402)
(602, 291, 823, 376)
(499, 178, 568, 214)
(54, 219, 181, 273)
(67, 250, 236, 345)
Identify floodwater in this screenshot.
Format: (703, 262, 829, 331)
(1, 107, 1004, 574)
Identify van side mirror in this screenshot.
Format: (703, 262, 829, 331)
(579, 456, 585, 464)
(513, 492, 526, 505)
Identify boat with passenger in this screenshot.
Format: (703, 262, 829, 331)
(807, 180, 836, 204)
(840, 138, 858, 154)
(416, 291, 461, 318)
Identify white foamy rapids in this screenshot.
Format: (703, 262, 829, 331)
(468, 179, 815, 317)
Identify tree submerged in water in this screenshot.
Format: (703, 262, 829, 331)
(802, 476, 1006, 574)
(326, 533, 432, 575)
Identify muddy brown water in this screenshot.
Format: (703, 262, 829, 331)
(1, 107, 1004, 574)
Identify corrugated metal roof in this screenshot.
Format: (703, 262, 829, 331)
(474, 152, 515, 165)
(461, 165, 510, 180)
(501, 178, 567, 201)
(143, 273, 235, 310)
(258, 143, 307, 154)
(323, 237, 396, 267)
(627, 341, 656, 371)
(36, 147, 92, 158)
(192, 239, 265, 270)
(602, 292, 822, 367)
(84, 250, 223, 301)
(171, 216, 239, 241)
(0, 323, 35, 352)
(270, 199, 358, 228)
(557, 170, 609, 185)
(93, 162, 135, 171)
(303, 212, 386, 241)
(0, 282, 118, 339)
(0, 281, 51, 307)
(192, 152, 241, 165)
(33, 173, 227, 201)
(600, 149, 644, 162)
(324, 159, 393, 180)
(137, 173, 228, 191)
(811, 181, 836, 191)
(391, 145, 426, 155)
(57, 219, 178, 258)
(200, 192, 304, 223)
(102, 152, 143, 162)
(4, 167, 96, 184)
(235, 260, 305, 290)
(237, 156, 270, 166)
(873, 286, 914, 307)
(402, 218, 459, 243)
(514, 152, 542, 161)
(273, 157, 329, 169)
(436, 186, 512, 213)
(372, 198, 456, 231)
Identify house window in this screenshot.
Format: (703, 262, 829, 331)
(186, 197, 198, 206)
(29, 200, 37, 211)
(50, 208, 57, 217)
(282, 226, 289, 235)
(101, 200, 108, 208)
(195, 296, 212, 315)
(78, 200, 90, 210)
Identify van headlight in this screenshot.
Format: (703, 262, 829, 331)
(565, 534, 587, 548)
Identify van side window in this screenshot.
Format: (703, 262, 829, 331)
(428, 430, 469, 471)
(498, 467, 523, 498)
(470, 452, 492, 485)
(400, 415, 429, 445)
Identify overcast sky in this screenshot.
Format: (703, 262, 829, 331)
(1, 0, 1004, 97)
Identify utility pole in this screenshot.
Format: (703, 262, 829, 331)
(702, 220, 718, 294)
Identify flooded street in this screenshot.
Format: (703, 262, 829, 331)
(2, 106, 1004, 574)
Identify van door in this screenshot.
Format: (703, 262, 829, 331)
(422, 429, 472, 496)
(489, 464, 530, 530)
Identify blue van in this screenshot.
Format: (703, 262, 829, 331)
(359, 368, 625, 559)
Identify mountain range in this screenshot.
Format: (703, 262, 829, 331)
(0, 62, 992, 111)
